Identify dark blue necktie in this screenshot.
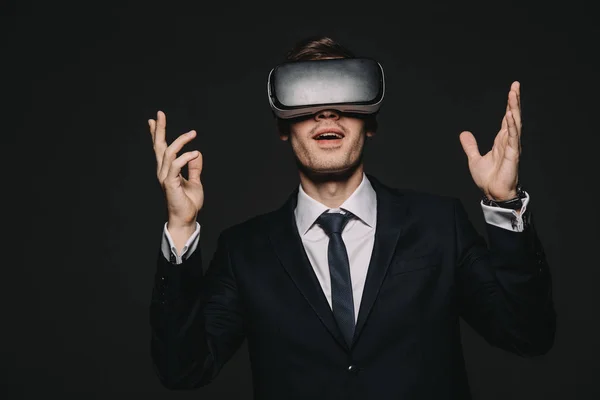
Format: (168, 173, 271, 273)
(316, 211, 355, 347)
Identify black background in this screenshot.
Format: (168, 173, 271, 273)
(2, 4, 599, 399)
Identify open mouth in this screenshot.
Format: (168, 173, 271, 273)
(313, 132, 344, 141)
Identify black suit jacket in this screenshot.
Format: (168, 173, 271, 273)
(150, 174, 555, 400)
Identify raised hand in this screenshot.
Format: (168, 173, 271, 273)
(459, 81, 522, 201)
(149, 111, 204, 237)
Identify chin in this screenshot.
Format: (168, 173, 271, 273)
(298, 161, 361, 182)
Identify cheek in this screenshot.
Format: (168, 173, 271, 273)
(289, 136, 311, 157)
(289, 120, 313, 137)
(349, 132, 367, 147)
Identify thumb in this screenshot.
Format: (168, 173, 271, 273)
(187, 151, 203, 183)
(459, 131, 481, 163)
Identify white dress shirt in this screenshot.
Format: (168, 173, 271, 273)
(162, 173, 530, 321)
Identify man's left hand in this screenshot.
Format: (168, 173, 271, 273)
(459, 81, 522, 201)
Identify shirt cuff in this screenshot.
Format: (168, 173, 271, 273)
(481, 191, 530, 232)
(161, 222, 201, 264)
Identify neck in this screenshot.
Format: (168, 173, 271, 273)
(298, 163, 365, 209)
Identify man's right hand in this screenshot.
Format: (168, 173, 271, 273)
(149, 111, 204, 249)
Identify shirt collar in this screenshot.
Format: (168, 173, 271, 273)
(294, 172, 377, 236)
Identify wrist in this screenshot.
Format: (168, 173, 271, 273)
(482, 184, 525, 210)
(487, 190, 518, 202)
(167, 220, 197, 236)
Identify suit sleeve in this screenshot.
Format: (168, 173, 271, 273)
(453, 198, 556, 357)
(149, 230, 246, 389)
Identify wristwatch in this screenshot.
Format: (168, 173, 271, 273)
(481, 183, 526, 210)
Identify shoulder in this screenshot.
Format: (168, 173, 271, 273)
(216, 205, 283, 246)
(398, 189, 460, 226)
(400, 188, 456, 206)
(370, 174, 458, 213)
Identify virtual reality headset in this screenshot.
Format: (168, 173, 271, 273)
(267, 57, 385, 119)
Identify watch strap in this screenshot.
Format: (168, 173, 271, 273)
(482, 184, 526, 210)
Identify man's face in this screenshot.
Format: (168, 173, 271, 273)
(280, 109, 375, 176)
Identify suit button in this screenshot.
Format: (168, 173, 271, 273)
(159, 275, 168, 289)
(348, 365, 358, 373)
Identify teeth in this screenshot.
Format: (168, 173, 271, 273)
(317, 132, 343, 139)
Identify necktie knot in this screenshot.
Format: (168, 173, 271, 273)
(317, 211, 353, 236)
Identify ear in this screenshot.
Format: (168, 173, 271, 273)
(277, 118, 290, 141)
(365, 115, 378, 138)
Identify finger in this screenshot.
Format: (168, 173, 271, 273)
(512, 81, 521, 110)
(158, 130, 197, 181)
(155, 110, 167, 141)
(149, 111, 168, 170)
(508, 89, 522, 135)
(492, 126, 509, 162)
(501, 114, 507, 131)
(501, 81, 521, 134)
(506, 110, 521, 155)
(459, 131, 482, 163)
(148, 119, 156, 141)
(148, 118, 165, 170)
(154, 110, 167, 151)
(187, 151, 203, 183)
(165, 150, 200, 183)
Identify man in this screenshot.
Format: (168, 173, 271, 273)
(148, 36, 555, 399)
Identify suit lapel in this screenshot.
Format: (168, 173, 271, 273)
(268, 188, 349, 351)
(267, 174, 412, 351)
(352, 174, 411, 345)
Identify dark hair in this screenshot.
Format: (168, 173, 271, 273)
(285, 36, 355, 61)
(277, 36, 378, 134)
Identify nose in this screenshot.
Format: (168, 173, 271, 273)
(314, 109, 340, 121)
